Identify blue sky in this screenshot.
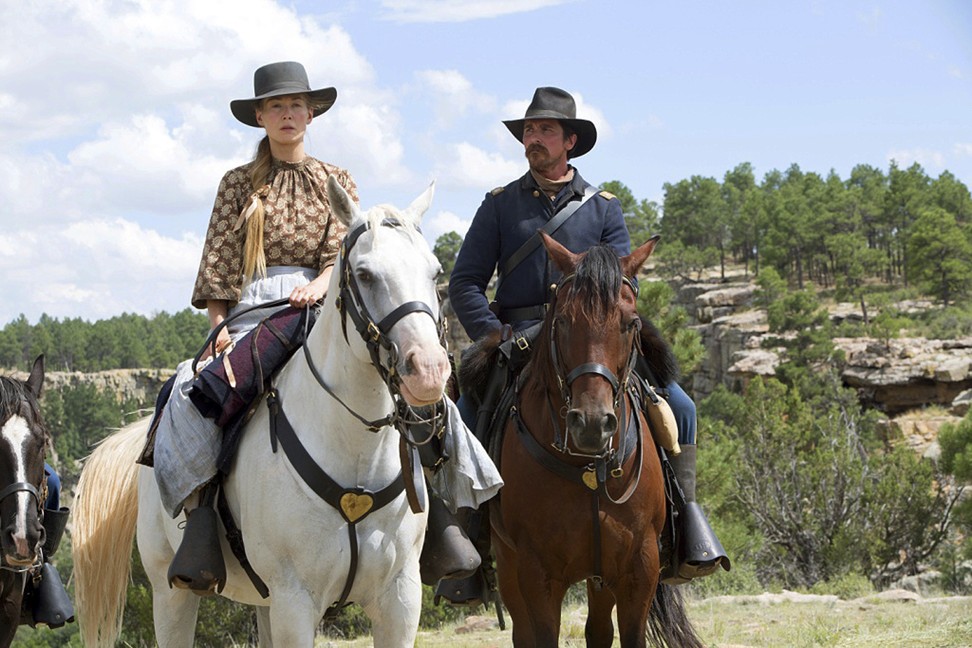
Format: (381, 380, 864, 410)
(1, 0, 970, 325)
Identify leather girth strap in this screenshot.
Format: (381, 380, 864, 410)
(216, 487, 270, 598)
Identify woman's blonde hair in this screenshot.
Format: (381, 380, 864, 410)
(241, 93, 329, 280)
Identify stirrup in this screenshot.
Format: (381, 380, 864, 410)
(434, 568, 489, 608)
(675, 501, 731, 580)
(167, 505, 226, 595)
(420, 498, 481, 586)
(30, 562, 75, 628)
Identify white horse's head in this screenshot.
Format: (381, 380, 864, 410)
(326, 176, 450, 406)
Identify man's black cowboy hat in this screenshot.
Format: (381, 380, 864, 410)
(230, 61, 337, 128)
(503, 86, 597, 158)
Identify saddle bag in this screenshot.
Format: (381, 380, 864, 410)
(639, 380, 680, 456)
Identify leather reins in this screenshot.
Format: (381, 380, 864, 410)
(262, 217, 447, 614)
(511, 270, 648, 589)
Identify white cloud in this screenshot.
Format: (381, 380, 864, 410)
(887, 148, 946, 169)
(415, 69, 496, 127)
(955, 143, 972, 157)
(434, 142, 521, 190)
(320, 100, 413, 190)
(380, 0, 576, 23)
(423, 209, 472, 245)
(0, 220, 202, 324)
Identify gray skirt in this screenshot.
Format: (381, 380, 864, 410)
(154, 267, 316, 517)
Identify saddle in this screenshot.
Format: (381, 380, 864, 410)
(137, 304, 313, 468)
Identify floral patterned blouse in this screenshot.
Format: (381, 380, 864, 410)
(191, 157, 358, 309)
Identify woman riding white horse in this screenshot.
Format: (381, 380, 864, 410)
(74, 176, 501, 647)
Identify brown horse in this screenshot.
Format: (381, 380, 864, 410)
(0, 356, 49, 647)
(487, 233, 703, 647)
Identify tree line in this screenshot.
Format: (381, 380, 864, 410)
(0, 309, 210, 373)
(649, 161, 972, 305)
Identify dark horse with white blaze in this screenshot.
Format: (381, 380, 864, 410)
(0, 356, 49, 647)
(480, 233, 704, 647)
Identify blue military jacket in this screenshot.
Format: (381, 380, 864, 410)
(449, 168, 630, 341)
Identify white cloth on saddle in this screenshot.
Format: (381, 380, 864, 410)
(154, 267, 316, 517)
(430, 399, 503, 512)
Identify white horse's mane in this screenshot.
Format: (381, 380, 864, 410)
(364, 204, 421, 240)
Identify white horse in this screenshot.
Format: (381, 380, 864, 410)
(73, 177, 450, 647)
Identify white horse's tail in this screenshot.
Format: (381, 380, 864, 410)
(73, 416, 149, 648)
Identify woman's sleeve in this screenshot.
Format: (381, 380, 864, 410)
(317, 167, 357, 274)
(191, 168, 248, 309)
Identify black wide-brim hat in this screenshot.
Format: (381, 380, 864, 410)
(230, 61, 337, 128)
(503, 86, 597, 158)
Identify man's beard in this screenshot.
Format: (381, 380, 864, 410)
(526, 144, 555, 172)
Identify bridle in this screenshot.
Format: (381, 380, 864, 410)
(301, 216, 448, 435)
(0, 407, 47, 574)
(545, 271, 642, 460)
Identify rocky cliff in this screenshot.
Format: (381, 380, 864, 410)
(667, 274, 971, 454)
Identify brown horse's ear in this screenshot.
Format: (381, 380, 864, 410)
(540, 230, 582, 274)
(27, 355, 45, 399)
(621, 235, 660, 278)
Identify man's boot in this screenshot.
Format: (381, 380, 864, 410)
(666, 445, 730, 582)
(22, 507, 75, 628)
(420, 495, 481, 586)
(167, 481, 226, 595)
(434, 507, 493, 608)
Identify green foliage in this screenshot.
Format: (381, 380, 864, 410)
(906, 207, 972, 305)
(652, 240, 719, 282)
(0, 310, 210, 372)
(866, 298, 911, 349)
(939, 412, 972, 564)
(433, 231, 464, 279)
(40, 384, 147, 484)
(939, 412, 972, 481)
(808, 572, 875, 600)
(698, 372, 949, 590)
(636, 279, 704, 375)
(600, 179, 661, 247)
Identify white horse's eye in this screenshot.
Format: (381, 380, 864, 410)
(355, 268, 374, 284)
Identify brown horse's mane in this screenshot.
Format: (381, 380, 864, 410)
(457, 243, 681, 401)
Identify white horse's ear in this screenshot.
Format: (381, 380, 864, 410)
(403, 181, 435, 226)
(327, 175, 358, 227)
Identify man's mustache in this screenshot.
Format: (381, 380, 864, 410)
(527, 144, 548, 155)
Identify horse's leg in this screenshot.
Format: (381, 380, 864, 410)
(255, 606, 272, 647)
(614, 559, 656, 648)
(585, 580, 618, 648)
(494, 536, 565, 648)
(0, 582, 21, 648)
(137, 476, 200, 648)
(362, 565, 422, 648)
(268, 592, 320, 646)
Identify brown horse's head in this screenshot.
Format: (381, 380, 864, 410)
(537, 232, 659, 454)
(0, 356, 48, 568)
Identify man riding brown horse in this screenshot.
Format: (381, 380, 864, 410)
(442, 87, 729, 607)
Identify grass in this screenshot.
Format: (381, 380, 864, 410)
(315, 595, 972, 647)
